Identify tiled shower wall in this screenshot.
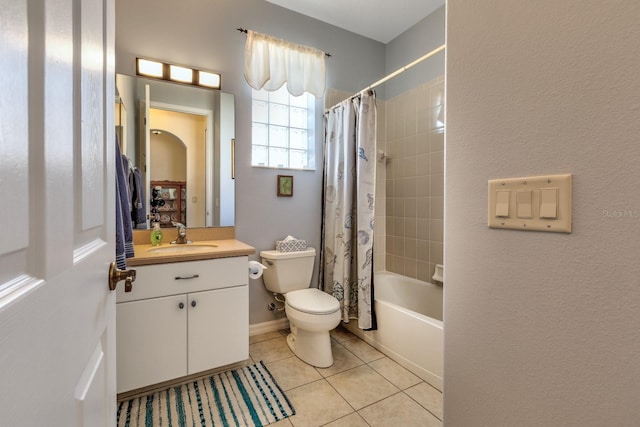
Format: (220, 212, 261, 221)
(384, 76, 444, 282)
(324, 77, 444, 282)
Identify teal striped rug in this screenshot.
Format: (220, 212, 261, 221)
(116, 361, 295, 427)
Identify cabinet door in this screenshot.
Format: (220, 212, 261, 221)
(187, 286, 249, 374)
(116, 295, 187, 393)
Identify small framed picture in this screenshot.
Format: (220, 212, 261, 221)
(277, 175, 293, 197)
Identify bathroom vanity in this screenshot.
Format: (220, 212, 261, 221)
(116, 231, 254, 394)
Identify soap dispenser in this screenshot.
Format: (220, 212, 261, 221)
(150, 222, 163, 246)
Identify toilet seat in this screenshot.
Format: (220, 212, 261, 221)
(286, 288, 339, 315)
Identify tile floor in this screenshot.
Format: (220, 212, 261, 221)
(248, 327, 442, 427)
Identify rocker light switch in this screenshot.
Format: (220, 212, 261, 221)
(540, 187, 558, 219)
(495, 190, 510, 217)
(516, 190, 532, 218)
(488, 174, 572, 233)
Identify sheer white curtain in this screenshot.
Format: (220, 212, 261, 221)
(243, 30, 326, 98)
(320, 91, 377, 329)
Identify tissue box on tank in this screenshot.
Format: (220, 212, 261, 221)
(276, 239, 308, 252)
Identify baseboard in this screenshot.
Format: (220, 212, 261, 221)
(249, 318, 290, 336)
(341, 320, 364, 339)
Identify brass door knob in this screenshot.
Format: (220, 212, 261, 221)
(108, 262, 137, 292)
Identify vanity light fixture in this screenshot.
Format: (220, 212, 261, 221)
(136, 57, 221, 90)
(198, 71, 221, 89)
(169, 65, 193, 84)
(137, 58, 163, 78)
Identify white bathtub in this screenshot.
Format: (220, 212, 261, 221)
(343, 271, 443, 391)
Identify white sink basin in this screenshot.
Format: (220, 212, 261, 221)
(147, 244, 218, 254)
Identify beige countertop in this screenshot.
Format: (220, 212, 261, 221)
(128, 239, 256, 266)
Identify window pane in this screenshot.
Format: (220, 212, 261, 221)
(252, 123, 268, 146)
(269, 125, 288, 148)
(289, 149, 308, 169)
(252, 100, 268, 123)
(269, 103, 289, 126)
(290, 106, 307, 129)
(290, 128, 307, 150)
(252, 145, 268, 166)
(253, 89, 268, 101)
(251, 87, 315, 170)
(290, 92, 308, 108)
(269, 147, 288, 168)
(270, 86, 290, 105)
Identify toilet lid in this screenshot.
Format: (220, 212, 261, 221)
(286, 288, 340, 315)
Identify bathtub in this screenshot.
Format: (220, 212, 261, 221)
(342, 271, 443, 391)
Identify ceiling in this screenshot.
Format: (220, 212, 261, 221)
(265, 0, 445, 44)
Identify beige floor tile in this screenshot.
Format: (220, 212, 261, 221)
(368, 357, 422, 390)
(286, 380, 354, 427)
(326, 365, 398, 410)
(323, 412, 369, 426)
(358, 392, 442, 427)
(249, 331, 283, 344)
(330, 327, 356, 343)
(316, 342, 365, 378)
(249, 337, 293, 363)
(405, 382, 443, 420)
(340, 338, 385, 363)
(266, 356, 322, 391)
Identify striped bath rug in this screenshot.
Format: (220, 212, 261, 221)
(116, 361, 295, 427)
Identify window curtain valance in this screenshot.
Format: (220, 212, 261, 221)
(243, 30, 326, 98)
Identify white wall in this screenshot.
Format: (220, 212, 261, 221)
(445, 1, 640, 425)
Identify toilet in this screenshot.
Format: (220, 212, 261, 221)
(260, 248, 341, 368)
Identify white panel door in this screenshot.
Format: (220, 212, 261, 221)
(141, 84, 151, 227)
(0, 0, 117, 425)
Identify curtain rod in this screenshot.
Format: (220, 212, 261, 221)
(325, 44, 446, 113)
(363, 44, 445, 91)
(237, 28, 332, 57)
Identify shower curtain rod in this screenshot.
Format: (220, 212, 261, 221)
(237, 28, 332, 57)
(364, 44, 445, 92)
(327, 43, 446, 112)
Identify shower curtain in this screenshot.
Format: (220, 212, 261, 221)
(320, 90, 376, 330)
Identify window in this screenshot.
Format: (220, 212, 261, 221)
(251, 86, 315, 170)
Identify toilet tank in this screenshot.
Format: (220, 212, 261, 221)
(260, 248, 316, 294)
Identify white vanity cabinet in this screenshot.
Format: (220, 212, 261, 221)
(116, 256, 248, 393)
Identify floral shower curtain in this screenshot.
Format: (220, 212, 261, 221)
(320, 91, 377, 330)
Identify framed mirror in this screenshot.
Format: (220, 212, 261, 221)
(116, 74, 235, 228)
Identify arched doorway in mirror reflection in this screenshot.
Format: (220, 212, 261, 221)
(150, 108, 208, 227)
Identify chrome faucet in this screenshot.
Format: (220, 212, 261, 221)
(171, 222, 189, 244)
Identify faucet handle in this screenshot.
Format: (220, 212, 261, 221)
(171, 222, 187, 242)
(172, 222, 186, 233)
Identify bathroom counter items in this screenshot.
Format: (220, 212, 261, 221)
(130, 226, 254, 265)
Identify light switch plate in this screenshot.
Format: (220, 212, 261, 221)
(488, 174, 572, 233)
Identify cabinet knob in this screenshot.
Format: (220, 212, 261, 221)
(179, 302, 185, 309)
(191, 300, 197, 308)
